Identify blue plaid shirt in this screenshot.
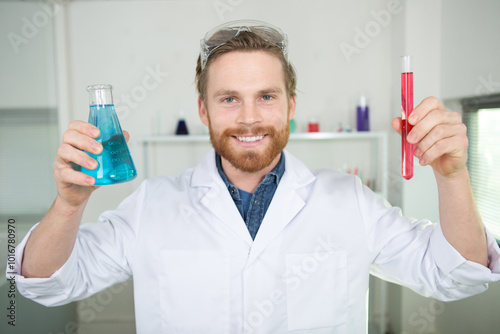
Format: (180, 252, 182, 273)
(216, 153, 286, 240)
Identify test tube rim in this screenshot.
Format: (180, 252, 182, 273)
(86, 84, 113, 92)
(401, 55, 412, 73)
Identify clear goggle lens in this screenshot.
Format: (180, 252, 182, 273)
(200, 20, 288, 70)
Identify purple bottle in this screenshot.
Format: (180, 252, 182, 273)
(356, 96, 370, 132)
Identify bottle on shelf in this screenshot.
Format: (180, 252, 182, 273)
(356, 95, 370, 132)
(175, 111, 189, 135)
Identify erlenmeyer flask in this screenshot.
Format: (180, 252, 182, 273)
(81, 84, 137, 185)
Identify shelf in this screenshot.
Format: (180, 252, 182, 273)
(134, 131, 388, 144)
(133, 131, 388, 200)
(0, 107, 58, 125)
(134, 135, 210, 143)
(289, 131, 387, 140)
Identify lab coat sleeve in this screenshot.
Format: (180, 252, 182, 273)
(8, 180, 148, 307)
(357, 178, 500, 301)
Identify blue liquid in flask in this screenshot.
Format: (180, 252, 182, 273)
(81, 104, 137, 185)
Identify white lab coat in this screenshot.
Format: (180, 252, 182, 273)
(11, 149, 500, 334)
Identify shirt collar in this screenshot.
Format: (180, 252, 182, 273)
(216, 152, 286, 192)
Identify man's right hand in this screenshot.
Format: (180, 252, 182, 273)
(53, 121, 131, 208)
(53, 120, 102, 208)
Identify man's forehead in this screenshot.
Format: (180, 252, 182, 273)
(205, 51, 287, 93)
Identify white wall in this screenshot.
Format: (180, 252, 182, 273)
(440, 0, 500, 100)
(0, 2, 56, 108)
(388, 1, 500, 333)
(0, 2, 59, 216)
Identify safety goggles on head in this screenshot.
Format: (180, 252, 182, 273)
(200, 19, 289, 70)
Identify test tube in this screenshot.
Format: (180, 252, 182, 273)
(401, 55, 414, 180)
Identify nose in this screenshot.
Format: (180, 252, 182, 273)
(237, 101, 262, 126)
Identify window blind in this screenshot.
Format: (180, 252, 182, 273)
(462, 94, 500, 241)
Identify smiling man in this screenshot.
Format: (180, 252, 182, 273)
(10, 20, 500, 334)
(200, 51, 293, 187)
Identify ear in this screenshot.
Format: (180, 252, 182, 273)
(198, 97, 209, 126)
(288, 95, 296, 120)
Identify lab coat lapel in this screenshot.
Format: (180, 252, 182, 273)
(191, 149, 253, 246)
(247, 150, 316, 265)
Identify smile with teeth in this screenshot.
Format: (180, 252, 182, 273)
(235, 135, 265, 143)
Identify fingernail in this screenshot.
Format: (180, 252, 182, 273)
(93, 143, 102, 153)
(409, 114, 417, 124)
(86, 177, 95, 186)
(88, 159, 97, 169)
(414, 148, 421, 158)
(91, 127, 100, 137)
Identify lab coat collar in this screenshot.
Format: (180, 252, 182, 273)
(191, 149, 317, 257)
(191, 149, 253, 245)
(191, 148, 221, 187)
(247, 150, 316, 264)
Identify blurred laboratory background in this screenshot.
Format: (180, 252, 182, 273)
(1, 0, 499, 333)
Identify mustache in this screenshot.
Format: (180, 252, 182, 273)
(221, 126, 276, 137)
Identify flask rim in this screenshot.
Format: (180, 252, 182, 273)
(86, 84, 113, 91)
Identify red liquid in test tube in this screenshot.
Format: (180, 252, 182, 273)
(401, 55, 414, 180)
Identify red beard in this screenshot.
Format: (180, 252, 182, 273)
(208, 123, 289, 173)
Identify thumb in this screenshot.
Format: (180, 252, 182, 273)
(123, 130, 131, 143)
(392, 117, 402, 136)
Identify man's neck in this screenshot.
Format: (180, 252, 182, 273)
(221, 154, 281, 193)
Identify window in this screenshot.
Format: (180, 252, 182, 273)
(462, 94, 500, 241)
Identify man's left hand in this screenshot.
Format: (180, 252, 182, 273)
(392, 96, 468, 179)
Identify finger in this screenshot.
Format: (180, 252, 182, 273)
(56, 143, 99, 171)
(408, 96, 443, 125)
(62, 129, 103, 155)
(415, 121, 466, 159)
(391, 117, 402, 135)
(123, 130, 130, 142)
(68, 120, 100, 139)
(54, 165, 96, 187)
(416, 135, 466, 167)
(407, 109, 462, 144)
(414, 123, 467, 161)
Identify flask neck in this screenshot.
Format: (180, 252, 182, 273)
(87, 84, 114, 106)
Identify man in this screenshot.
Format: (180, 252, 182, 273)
(10, 20, 500, 333)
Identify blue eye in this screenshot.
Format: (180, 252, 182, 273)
(262, 95, 273, 101)
(223, 97, 235, 103)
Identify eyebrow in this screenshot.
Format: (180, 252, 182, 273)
(213, 89, 238, 99)
(212, 87, 284, 99)
(258, 87, 284, 96)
